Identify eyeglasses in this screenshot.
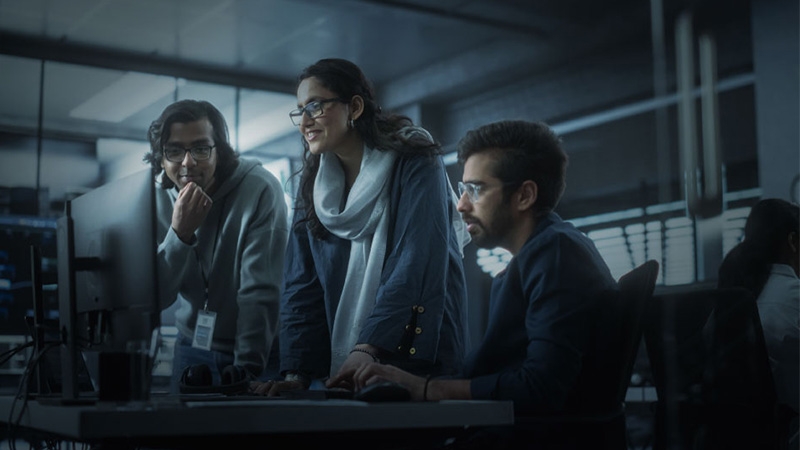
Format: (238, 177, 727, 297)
(289, 98, 345, 126)
(163, 145, 215, 163)
(458, 181, 518, 203)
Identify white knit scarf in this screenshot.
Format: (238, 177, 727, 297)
(315, 145, 397, 376)
(314, 130, 471, 376)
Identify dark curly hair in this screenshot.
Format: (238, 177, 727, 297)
(143, 99, 239, 190)
(293, 58, 441, 239)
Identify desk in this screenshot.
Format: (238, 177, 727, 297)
(1, 395, 514, 449)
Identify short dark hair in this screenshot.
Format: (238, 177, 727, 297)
(143, 99, 239, 190)
(457, 120, 567, 215)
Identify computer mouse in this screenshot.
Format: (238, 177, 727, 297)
(353, 381, 411, 402)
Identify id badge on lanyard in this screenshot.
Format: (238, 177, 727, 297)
(192, 309, 217, 350)
(192, 256, 216, 351)
(191, 220, 222, 352)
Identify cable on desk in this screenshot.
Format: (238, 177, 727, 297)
(0, 340, 34, 367)
(6, 341, 59, 450)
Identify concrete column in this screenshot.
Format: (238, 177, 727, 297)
(752, 0, 800, 202)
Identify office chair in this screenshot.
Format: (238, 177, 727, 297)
(644, 286, 782, 450)
(602, 259, 661, 449)
(612, 260, 661, 414)
(514, 259, 660, 450)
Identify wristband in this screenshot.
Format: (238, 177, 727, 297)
(423, 374, 433, 401)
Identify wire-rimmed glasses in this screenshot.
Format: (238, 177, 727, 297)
(458, 181, 519, 203)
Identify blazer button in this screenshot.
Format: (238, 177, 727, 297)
(415, 327, 422, 334)
(409, 347, 416, 355)
(417, 306, 425, 313)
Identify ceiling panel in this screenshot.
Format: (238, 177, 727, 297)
(0, 0, 620, 87)
(0, 0, 752, 198)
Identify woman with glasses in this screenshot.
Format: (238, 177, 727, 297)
(144, 99, 289, 394)
(251, 58, 470, 395)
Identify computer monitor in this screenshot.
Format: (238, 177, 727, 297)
(56, 168, 160, 402)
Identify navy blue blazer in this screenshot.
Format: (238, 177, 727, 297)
(279, 152, 468, 380)
(465, 212, 618, 415)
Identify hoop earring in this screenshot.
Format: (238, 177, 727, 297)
(348, 119, 354, 129)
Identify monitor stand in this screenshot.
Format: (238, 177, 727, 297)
(29, 244, 98, 405)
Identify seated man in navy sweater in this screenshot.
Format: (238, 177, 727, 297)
(329, 120, 620, 449)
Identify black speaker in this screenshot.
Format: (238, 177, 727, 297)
(179, 364, 250, 395)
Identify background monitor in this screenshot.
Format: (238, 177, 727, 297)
(0, 216, 58, 336)
(56, 168, 160, 400)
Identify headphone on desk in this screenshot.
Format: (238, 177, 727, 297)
(179, 364, 251, 395)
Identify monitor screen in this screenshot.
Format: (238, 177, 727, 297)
(56, 168, 160, 400)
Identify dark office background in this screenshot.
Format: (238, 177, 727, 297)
(0, 1, 797, 447)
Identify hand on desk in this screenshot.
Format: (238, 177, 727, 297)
(326, 348, 379, 391)
(329, 362, 426, 401)
(249, 379, 305, 397)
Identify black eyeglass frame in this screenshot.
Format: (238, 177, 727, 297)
(289, 98, 347, 126)
(162, 145, 216, 163)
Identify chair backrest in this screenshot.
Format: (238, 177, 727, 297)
(571, 259, 660, 414)
(512, 260, 660, 450)
(643, 286, 778, 449)
(613, 259, 660, 405)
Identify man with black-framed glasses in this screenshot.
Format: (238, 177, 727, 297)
(143, 99, 289, 394)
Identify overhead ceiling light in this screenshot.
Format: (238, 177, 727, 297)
(69, 72, 184, 123)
